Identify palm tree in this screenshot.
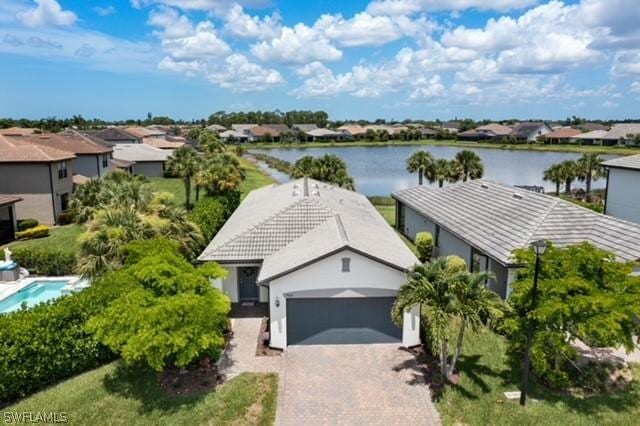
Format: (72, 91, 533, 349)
(198, 153, 245, 195)
(454, 150, 484, 181)
(406, 151, 434, 185)
(576, 153, 604, 201)
(167, 147, 200, 210)
(559, 160, 578, 194)
(428, 158, 455, 187)
(543, 163, 564, 196)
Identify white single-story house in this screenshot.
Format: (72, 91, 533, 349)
(198, 178, 421, 349)
(393, 179, 640, 299)
(111, 144, 172, 177)
(603, 154, 640, 225)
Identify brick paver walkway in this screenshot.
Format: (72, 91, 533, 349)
(220, 317, 441, 425)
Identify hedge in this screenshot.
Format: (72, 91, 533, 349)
(0, 275, 128, 404)
(10, 247, 76, 276)
(189, 191, 241, 242)
(17, 219, 38, 231)
(15, 225, 50, 240)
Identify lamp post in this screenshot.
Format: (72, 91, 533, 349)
(520, 239, 547, 406)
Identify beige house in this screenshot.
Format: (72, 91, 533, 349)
(0, 135, 75, 225)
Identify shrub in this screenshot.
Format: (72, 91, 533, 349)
(0, 274, 127, 404)
(15, 225, 50, 240)
(189, 197, 227, 241)
(415, 232, 434, 262)
(446, 255, 467, 273)
(57, 210, 75, 225)
(17, 219, 38, 231)
(10, 247, 76, 276)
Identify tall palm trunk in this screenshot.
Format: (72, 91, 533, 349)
(184, 176, 192, 210)
(585, 172, 592, 201)
(555, 182, 560, 196)
(440, 340, 449, 379)
(564, 179, 572, 194)
(448, 321, 466, 377)
(438, 179, 444, 188)
(418, 169, 424, 185)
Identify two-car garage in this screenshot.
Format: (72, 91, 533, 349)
(286, 297, 402, 345)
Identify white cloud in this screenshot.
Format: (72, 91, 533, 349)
(94, 6, 117, 17)
(366, 0, 538, 15)
(603, 100, 618, 108)
(632, 82, 640, 93)
(223, 4, 281, 39)
(131, 0, 270, 13)
(612, 50, 640, 76)
(18, 0, 77, 27)
(251, 24, 342, 64)
(207, 53, 284, 92)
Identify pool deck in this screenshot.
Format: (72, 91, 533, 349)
(0, 276, 83, 303)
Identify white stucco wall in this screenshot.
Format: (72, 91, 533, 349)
(217, 264, 268, 303)
(266, 249, 420, 349)
(606, 168, 640, 225)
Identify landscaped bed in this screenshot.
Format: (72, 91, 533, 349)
(6, 361, 278, 425)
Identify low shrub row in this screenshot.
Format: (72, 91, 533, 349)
(15, 225, 50, 240)
(10, 247, 76, 276)
(189, 191, 241, 241)
(17, 219, 38, 232)
(0, 276, 127, 404)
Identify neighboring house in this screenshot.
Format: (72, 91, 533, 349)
(420, 128, 438, 138)
(111, 144, 172, 177)
(476, 123, 513, 140)
(337, 125, 367, 139)
(0, 195, 21, 245)
(11, 132, 113, 179)
(206, 124, 227, 133)
(305, 128, 350, 141)
(123, 126, 166, 140)
(601, 123, 640, 146)
(262, 124, 290, 134)
(0, 135, 75, 224)
(571, 130, 608, 145)
(249, 125, 282, 141)
(544, 128, 583, 144)
(91, 127, 141, 144)
(510, 122, 552, 142)
(232, 124, 259, 134)
(198, 178, 421, 349)
(603, 154, 640, 225)
(0, 127, 40, 136)
(121, 127, 184, 150)
(579, 122, 608, 132)
(292, 124, 318, 132)
(142, 138, 185, 150)
(393, 179, 640, 299)
(441, 121, 461, 133)
(219, 130, 250, 143)
(456, 129, 480, 141)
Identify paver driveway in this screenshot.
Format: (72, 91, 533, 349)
(277, 344, 441, 425)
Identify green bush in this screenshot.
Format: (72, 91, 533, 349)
(10, 247, 76, 276)
(189, 191, 240, 241)
(15, 225, 50, 240)
(415, 232, 434, 262)
(57, 210, 75, 225)
(17, 219, 38, 231)
(0, 275, 127, 404)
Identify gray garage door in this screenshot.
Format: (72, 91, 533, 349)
(286, 297, 402, 345)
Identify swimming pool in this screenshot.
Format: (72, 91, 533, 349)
(0, 280, 75, 314)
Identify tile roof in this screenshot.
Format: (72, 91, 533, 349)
(143, 138, 185, 149)
(337, 125, 367, 135)
(91, 127, 141, 142)
(293, 124, 318, 132)
(123, 127, 166, 138)
(545, 128, 583, 139)
(0, 194, 22, 207)
(306, 128, 346, 137)
(111, 143, 172, 163)
(510, 122, 551, 138)
(0, 127, 40, 136)
(249, 126, 282, 137)
(476, 123, 513, 136)
(0, 135, 76, 163)
(8, 133, 112, 155)
(602, 154, 640, 170)
(601, 123, 640, 140)
(393, 179, 640, 265)
(199, 178, 418, 282)
(220, 130, 248, 139)
(573, 130, 608, 139)
(262, 124, 290, 133)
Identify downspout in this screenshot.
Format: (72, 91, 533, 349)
(48, 163, 57, 224)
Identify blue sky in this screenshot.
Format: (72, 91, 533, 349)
(0, 0, 639, 121)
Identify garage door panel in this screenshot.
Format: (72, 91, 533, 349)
(287, 297, 401, 345)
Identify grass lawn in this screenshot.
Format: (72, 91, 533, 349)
(2, 224, 85, 254)
(243, 139, 640, 156)
(147, 177, 192, 208)
(7, 362, 278, 426)
(239, 157, 277, 198)
(436, 326, 640, 426)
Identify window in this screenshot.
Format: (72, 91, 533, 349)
(60, 193, 69, 211)
(102, 154, 109, 168)
(341, 257, 351, 272)
(57, 161, 68, 179)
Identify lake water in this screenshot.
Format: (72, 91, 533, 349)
(251, 145, 615, 196)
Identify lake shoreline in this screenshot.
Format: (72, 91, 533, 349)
(242, 139, 640, 156)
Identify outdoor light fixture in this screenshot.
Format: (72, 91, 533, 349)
(520, 239, 547, 406)
(275, 297, 280, 308)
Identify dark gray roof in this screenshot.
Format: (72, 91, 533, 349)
(510, 122, 550, 138)
(393, 180, 640, 265)
(603, 154, 640, 170)
(91, 128, 140, 142)
(199, 178, 418, 282)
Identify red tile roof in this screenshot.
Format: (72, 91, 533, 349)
(8, 133, 112, 155)
(0, 135, 76, 163)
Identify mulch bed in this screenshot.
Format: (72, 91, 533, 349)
(159, 357, 225, 396)
(256, 317, 282, 357)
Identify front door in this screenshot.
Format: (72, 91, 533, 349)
(238, 267, 259, 301)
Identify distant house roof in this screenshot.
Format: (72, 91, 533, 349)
(92, 127, 141, 142)
(0, 194, 22, 207)
(510, 122, 551, 139)
(219, 130, 247, 139)
(0, 135, 76, 163)
(601, 123, 640, 140)
(207, 124, 227, 132)
(337, 125, 367, 136)
(572, 130, 608, 140)
(262, 124, 290, 133)
(603, 154, 640, 171)
(0, 127, 40, 136)
(123, 127, 166, 138)
(232, 124, 259, 132)
(293, 124, 318, 132)
(393, 179, 640, 266)
(8, 133, 112, 155)
(250, 125, 282, 137)
(476, 123, 513, 136)
(199, 178, 418, 282)
(421, 128, 437, 136)
(111, 143, 172, 163)
(457, 129, 478, 137)
(442, 121, 461, 130)
(580, 123, 608, 132)
(545, 128, 583, 139)
(142, 138, 185, 149)
(111, 158, 135, 168)
(306, 128, 345, 138)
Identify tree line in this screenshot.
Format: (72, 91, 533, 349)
(543, 153, 604, 200)
(406, 149, 485, 187)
